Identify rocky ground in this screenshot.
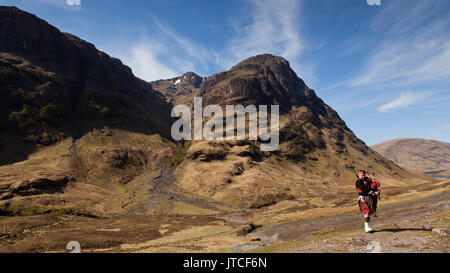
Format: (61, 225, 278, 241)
(243, 188, 449, 253)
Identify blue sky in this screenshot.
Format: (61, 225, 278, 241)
(1, 0, 449, 145)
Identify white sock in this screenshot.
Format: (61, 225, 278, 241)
(365, 222, 373, 232)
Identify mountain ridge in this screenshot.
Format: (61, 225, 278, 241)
(372, 138, 450, 175)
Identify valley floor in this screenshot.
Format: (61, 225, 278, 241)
(0, 180, 449, 253)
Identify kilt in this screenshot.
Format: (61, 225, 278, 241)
(358, 196, 370, 215)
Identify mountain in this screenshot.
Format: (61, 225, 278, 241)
(154, 54, 431, 209)
(151, 72, 204, 105)
(372, 138, 450, 176)
(0, 6, 432, 217)
(0, 6, 177, 216)
(0, 6, 173, 165)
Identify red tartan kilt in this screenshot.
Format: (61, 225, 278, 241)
(358, 200, 370, 215)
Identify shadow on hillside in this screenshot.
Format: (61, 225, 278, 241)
(0, 132, 37, 166)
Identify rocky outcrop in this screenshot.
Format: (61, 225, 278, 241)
(150, 72, 204, 106)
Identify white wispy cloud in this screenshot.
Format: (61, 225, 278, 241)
(123, 42, 178, 82)
(227, 0, 303, 64)
(377, 92, 429, 112)
(351, 1, 450, 87)
(110, 18, 219, 82)
(109, 0, 311, 83)
(225, 0, 313, 81)
(321, 0, 450, 117)
(150, 18, 219, 74)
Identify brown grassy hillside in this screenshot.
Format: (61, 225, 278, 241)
(372, 138, 450, 175)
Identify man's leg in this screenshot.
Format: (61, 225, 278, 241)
(368, 196, 374, 216)
(360, 200, 374, 233)
(372, 197, 378, 217)
(364, 213, 373, 233)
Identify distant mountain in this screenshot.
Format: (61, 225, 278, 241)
(372, 138, 450, 176)
(151, 71, 204, 105)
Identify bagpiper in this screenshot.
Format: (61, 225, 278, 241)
(355, 170, 375, 233)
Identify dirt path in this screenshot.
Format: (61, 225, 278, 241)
(128, 168, 240, 214)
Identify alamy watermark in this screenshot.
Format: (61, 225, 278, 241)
(67, 241, 81, 253)
(171, 97, 279, 151)
(66, 0, 81, 6)
(366, 0, 381, 6)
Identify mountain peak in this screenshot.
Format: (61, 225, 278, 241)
(0, 5, 22, 13)
(232, 54, 291, 69)
(181, 72, 204, 88)
(198, 54, 313, 112)
(230, 54, 298, 83)
(0, 6, 61, 56)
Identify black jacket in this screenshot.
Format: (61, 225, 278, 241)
(355, 178, 372, 196)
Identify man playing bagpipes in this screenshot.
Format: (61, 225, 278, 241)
(355, 170, 375, 233)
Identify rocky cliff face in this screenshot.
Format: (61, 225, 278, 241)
(0, 6, 173, 165)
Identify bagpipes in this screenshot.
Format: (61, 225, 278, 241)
(354, 169, 381, 201)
